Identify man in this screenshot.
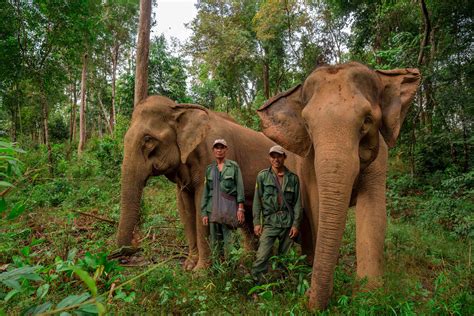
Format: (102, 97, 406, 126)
(252, 145, 302, 280)
(201, 139, 245, 261)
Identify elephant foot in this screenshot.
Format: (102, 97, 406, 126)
(306, 288, 329, 311)
(357, 275, 383, 292)
(183, 256, 198, 271)
(192, 259, 211, 271)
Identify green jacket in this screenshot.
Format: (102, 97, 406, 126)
(252, 167, 303, 229)
(200, 159, 245, 217)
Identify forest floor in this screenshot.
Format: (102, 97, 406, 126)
(1, 168, 472, 315)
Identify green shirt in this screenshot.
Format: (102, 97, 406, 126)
(200, 159, 245, 217)
(252, 167, 303, 229)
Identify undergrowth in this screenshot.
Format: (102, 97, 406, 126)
(0, 138, 472, 314)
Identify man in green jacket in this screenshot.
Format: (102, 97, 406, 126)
(201, 139, 245, 262)
(252, 145, 302, 280)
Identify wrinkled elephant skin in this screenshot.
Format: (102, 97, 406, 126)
(258, 62, 421, 310)
(117, 96, 301, 271)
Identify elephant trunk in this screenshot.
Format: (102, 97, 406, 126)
(117, 159, 146, 247)
(309, 145, 359, 310)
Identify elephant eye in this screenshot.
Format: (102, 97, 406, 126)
(360, 116, 373, 135)
(143, 135, 156, 149)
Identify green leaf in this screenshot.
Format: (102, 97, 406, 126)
(0, 198, 6, 213)
(21, 273, 43, 282)
(77, 303, 98, 314)
(0, 266, 41, 282)
(260, 290, 273, 300)
(2, 279, 21, 290)
(7, 203, 26, 220)
(4, 289, 20, 302)
(0, 181, 13, 188)
(23, 302, 53, 315)
(56, 292, 90, 308)
(72, 267, 97, 296)
(67, 248, 78, 262)
(36, 283, 50, 300)
(96, 302, 106, 315)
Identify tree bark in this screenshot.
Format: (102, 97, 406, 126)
(134, 0, 152, 107)
(110, 42, 119, 131)
(98, 92, 114, 135)
(69, 80, 78, 143)
(78, 53, 88, 155)
(417, 0, 431, 65)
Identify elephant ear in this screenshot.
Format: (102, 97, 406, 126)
(376, 68, 421, 148)
(173, 104, 210, 164)
(257, 85, 312, 157)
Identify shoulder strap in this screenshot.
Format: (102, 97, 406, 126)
(271, 171, 292, 213)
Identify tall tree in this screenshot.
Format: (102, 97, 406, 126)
(134, 0, 152, 107)
(78, 53, 88, 155)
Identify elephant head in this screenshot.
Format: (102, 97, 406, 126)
(117, 95, 210, 247)
(257, 62, 420, 309)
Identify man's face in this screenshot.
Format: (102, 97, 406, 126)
(213, 144, 227, 159)
(269, 152, 286, 169)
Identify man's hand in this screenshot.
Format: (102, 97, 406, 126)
(202, 216, 209, 226)
(254, 225, 262, 237)
(289, 226, 299, 239)
(237, 210, 245, 224)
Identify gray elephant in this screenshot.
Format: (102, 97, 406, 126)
(257, 62, 421, 310)
(116, 95, 301, 270)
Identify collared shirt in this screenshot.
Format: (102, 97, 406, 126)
(252, 167, 303, 229)
(200, 159, 245, 217)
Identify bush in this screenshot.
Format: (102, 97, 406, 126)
(421, 171, 474, 239)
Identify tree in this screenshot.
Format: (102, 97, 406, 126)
(134, 0, 152, 107)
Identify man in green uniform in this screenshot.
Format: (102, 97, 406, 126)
(252, 145, 302, 280)
(201, 139, 245, 262)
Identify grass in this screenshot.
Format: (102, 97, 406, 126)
(0, 145, 472, 314)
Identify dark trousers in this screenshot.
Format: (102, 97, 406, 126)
(209, 222, 233, 261)
(251, 226, 292, 278)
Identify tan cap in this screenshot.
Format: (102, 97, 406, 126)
(269, 145, 285, 155)
(213, 139, 228, 147)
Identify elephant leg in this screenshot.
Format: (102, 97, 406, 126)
(176, 187, 199, 270)
(299, 157, 317, 264)
(355, 141, 388, 288)
(241, 204, 257, 252)
(193, 186, 211, 270)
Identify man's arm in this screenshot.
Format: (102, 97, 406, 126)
(235, 165, 245, 204)
(291, 176, 303, 229)
(252, 174, 263, 227)
(200, 168, 211, 217)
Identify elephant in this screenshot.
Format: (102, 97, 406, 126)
(257, 62, 421, 310)
(116, 95, 301, 270)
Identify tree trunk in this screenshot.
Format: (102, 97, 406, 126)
(78, 53, 88, 155)
(69, 80, 78, 143)
(263, 58, 270, 99)
(98, 92, 113, 135)
(39, 81, 53, 176)
(417, 0, 431, 66)
(134, 0, 152, 107)
(110, 42, 119, 132)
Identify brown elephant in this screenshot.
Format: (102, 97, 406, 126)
(116, 95, 300, 270)
(257, 62, 421, 310)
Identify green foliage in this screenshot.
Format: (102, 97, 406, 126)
(421, 171, 474, 238)
(0, 140, 26, 220)
(0, 247, 122, 315)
